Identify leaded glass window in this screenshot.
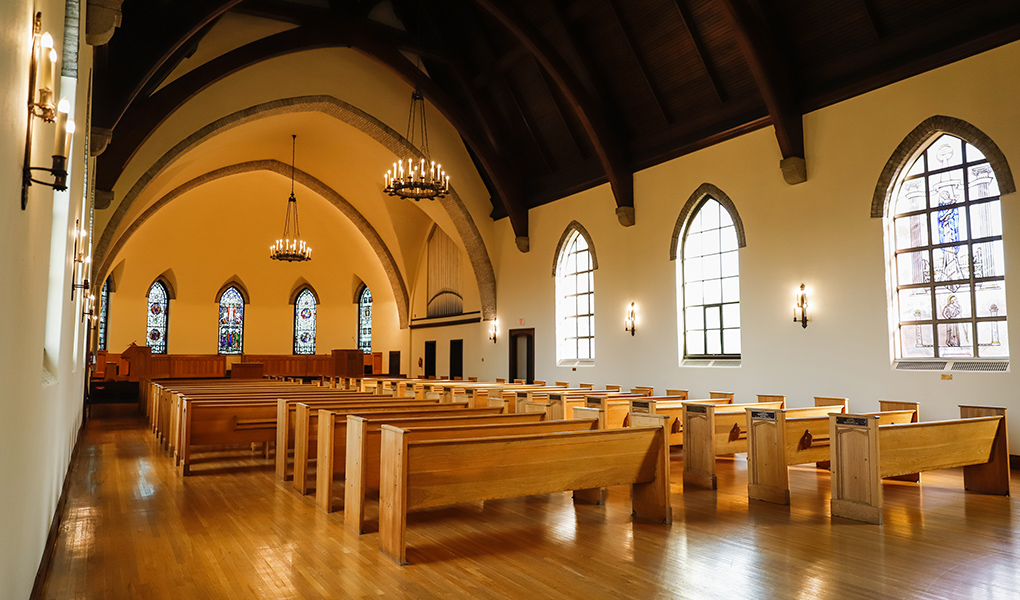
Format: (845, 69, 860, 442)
(680, 198, 740, 358)
(217, 286, 244, 355)
(358, 287, 372, 354)
(98, 279, 110, 351)
(294, 288, 316, 355)
(892, 134, 1008, 359)
(556, 230, 595, 363)
(146, 281, 169, 355)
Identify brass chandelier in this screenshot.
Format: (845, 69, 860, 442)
(269, 135, 312, 262)
(384, 89, 450, 201)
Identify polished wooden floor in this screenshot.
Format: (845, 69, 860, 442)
(38, 405, 1020, 599)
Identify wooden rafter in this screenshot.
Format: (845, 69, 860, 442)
(468, 0, 635, 225)
(716, 0, 806, 184)
(672, 0, 727, 104)
(605, 0, 669, 126)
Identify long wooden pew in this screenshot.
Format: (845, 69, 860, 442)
(378, 413, 672, 564)
(681, 396, 801, 489)
(275, 397, 444, 481)
(829, 405, 1009, 524)
(570, 393, 662, 429)
(745, 400, 921, 504)
(291, 403, 500, 494)
(335, 414, 601, 524)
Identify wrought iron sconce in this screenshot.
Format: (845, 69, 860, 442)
(22, 12, 74, 210)
(795, 284, 810, 328)
(488, 319, 498, 343)
(625, 302, 636, 336)
(71, 220, 90, 300)
(81, 293, 97, 323)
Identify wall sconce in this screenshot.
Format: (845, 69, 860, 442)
(624, 302, 636, 336)
(22, 12, 73, 210)
(795, 283, 809, 328)
(488, 319, 498, 343)
(71, 220, 90, 300)
(81, 294, 97, 323)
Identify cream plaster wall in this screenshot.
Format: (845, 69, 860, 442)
(471, 41, 1020, 451)
(0, 0, 91, 596)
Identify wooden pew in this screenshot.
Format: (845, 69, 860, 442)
(291, 403, 497, 494)
(629, 392, 716, 446)
(377, 413, 672, 564)
(571, 394, 652, 429)
(746, 400, 919, 504)
(338, 415, 601, 526)
(681, 396, 794, 489)
(829, 405, 1009, 524)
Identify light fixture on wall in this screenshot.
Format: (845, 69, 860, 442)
(70, 220, 90, 300)
(383, 89, 450, 201)
(269, 135, 312, 262)
(795, 284, 810, 328)
(81, 293, 97, 323)
(489, 319, 498, 343)
(625, 302, 637, 336)
(21, 12, 73, 210)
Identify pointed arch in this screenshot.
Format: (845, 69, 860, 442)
(289, 279, 320, 305)
(145, 277, 171, 355)
(670, 183, 747, 261)
(292, 286, 317, 355)
(551, 221, 598, 277)
(216, 283, 246, 355)
(214, 276, 250, 304)
(872, 116, 1015, 218)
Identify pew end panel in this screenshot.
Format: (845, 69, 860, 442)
(746, 408, 791, 505)
(959, 405, 1009, 497)
(378, 425, 410, 565)
(681, 403, 717, 490)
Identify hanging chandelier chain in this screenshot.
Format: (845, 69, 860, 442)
(270, 133, 312, 262)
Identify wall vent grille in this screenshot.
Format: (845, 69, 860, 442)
(895, 361, 947, 371)
(682, 359, 741, 368)
(894, 360, 1008, 372)
(951, 361, 1009, 372)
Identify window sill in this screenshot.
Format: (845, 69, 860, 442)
(681, 358, 741, 368)
(557, 359, 595, 368)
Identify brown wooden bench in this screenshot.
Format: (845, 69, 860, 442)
(829, 405, 1009, 524)
(681, 396, 800, 489)
(336, 414, 601, 526)
(378, 412, 672, 564)
(745, 400, 920, 504)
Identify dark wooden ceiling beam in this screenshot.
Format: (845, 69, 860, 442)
(468, 0, 635, 226)
(93, 0, 246, 130)
(716, 0, 806, 184)
(672, 0, 727, 103)
(544, 0, 614, 106)
(858, 0, 883, 39)
(532, 57, 585, 166)
(605, 0, 670, 126)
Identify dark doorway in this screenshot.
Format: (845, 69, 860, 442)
(388, 351, 401, 376)
(424, 341, 436, 378)
(449, 340, 463, 379)
(508, 328, 535, 384)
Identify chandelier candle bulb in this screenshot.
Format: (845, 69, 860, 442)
(38, 33, 54, 100)
(53, 99, 69, 157)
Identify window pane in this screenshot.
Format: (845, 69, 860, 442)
(975, 283, 1007, 318)
(705, 306, 721, 330)
(146, 282, 169, 355)
(721, 251, 739, 277)
(703, 253, 721, 280)
(932, 245, 969, 283)
(685, 281, 703, 306)
(905, 155, 926, 178)
(972, 241, 1005, 278)
(720, 227, 738, 252)
(934, 285, 972, 320)
(703, 229, 720, 255)
(704, 280, 722, 305)
(723, 329, 741, 355)
(937, 322, 973, 357)
(977, 321, 1009, 358)
(894, 214, 929, 250)
(931, 201, 968, 244)
(969, 200, 1002, 239)
(968, 164, 999, 199)
(686, 331, 705, 355)
(578, 317, 589, 338)
(218, 287, 244, 354)
(897, 251, 930, 286)
(685, 232, 703, 258)
(701, 201, 720, 229)
(895, 179, 927, 213)
(685, 256, 703, 282)
(681, 197, 740, 358)
(706, 331, 722, 355)
(722, 277, 740, 303)
(965, 143, 986, 161)
(685, 308, 704, 330)
(898, 289, 932, 321)
(900, 324, 935, 358)
(294, 289, 316, 355)
(358, 287, 373, 353)
(927, 135, 962, 169)
(722, 304, 740, 329)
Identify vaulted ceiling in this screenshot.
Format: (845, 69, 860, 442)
(91, 0, 1020, 247)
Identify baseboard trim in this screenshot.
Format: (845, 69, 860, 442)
(30, 414, 88, 599)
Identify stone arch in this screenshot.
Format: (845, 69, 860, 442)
(214, 276, 251, 304)
(551, 221, 599, 277)
(94, 160, 412, 328)
(94, 95, 495, 321)
(288, 279, 319, 305)
(872, 115, 1015, 218)
(669, 183, 747, 261)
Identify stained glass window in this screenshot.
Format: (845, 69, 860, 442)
(892, 134, 1008, 359)
(556, 229, 595, 363)
(680, 198, 740, 358)
(146, 281, 169, 355)
(217, 286, 244, 355)
(98, 279, 110, 351)
(358, 287, 372, 354)
(294, 288, 316, 355)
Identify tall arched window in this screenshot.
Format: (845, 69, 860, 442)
(555, 224, 596, 364)
(98, 279, 110, 351)
(294, 288, 317, 355)
(889, 133, 1009, 360)
(217, 286, 245, 354)
(146, 281, 169, 355)
(358, 286, 372, 354)
(678, 195, 741, 359)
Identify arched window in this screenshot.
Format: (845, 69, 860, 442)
(98, 279, 110, 351)
(146, 281, 169, 355)
(294, 288, 317, 355)
(889, 133, 1009, 360)
(555, 224, 596, 364)
(217, 286, 245, 354)
(678, 196, 741, 359)
(358, 286, 372, 354)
